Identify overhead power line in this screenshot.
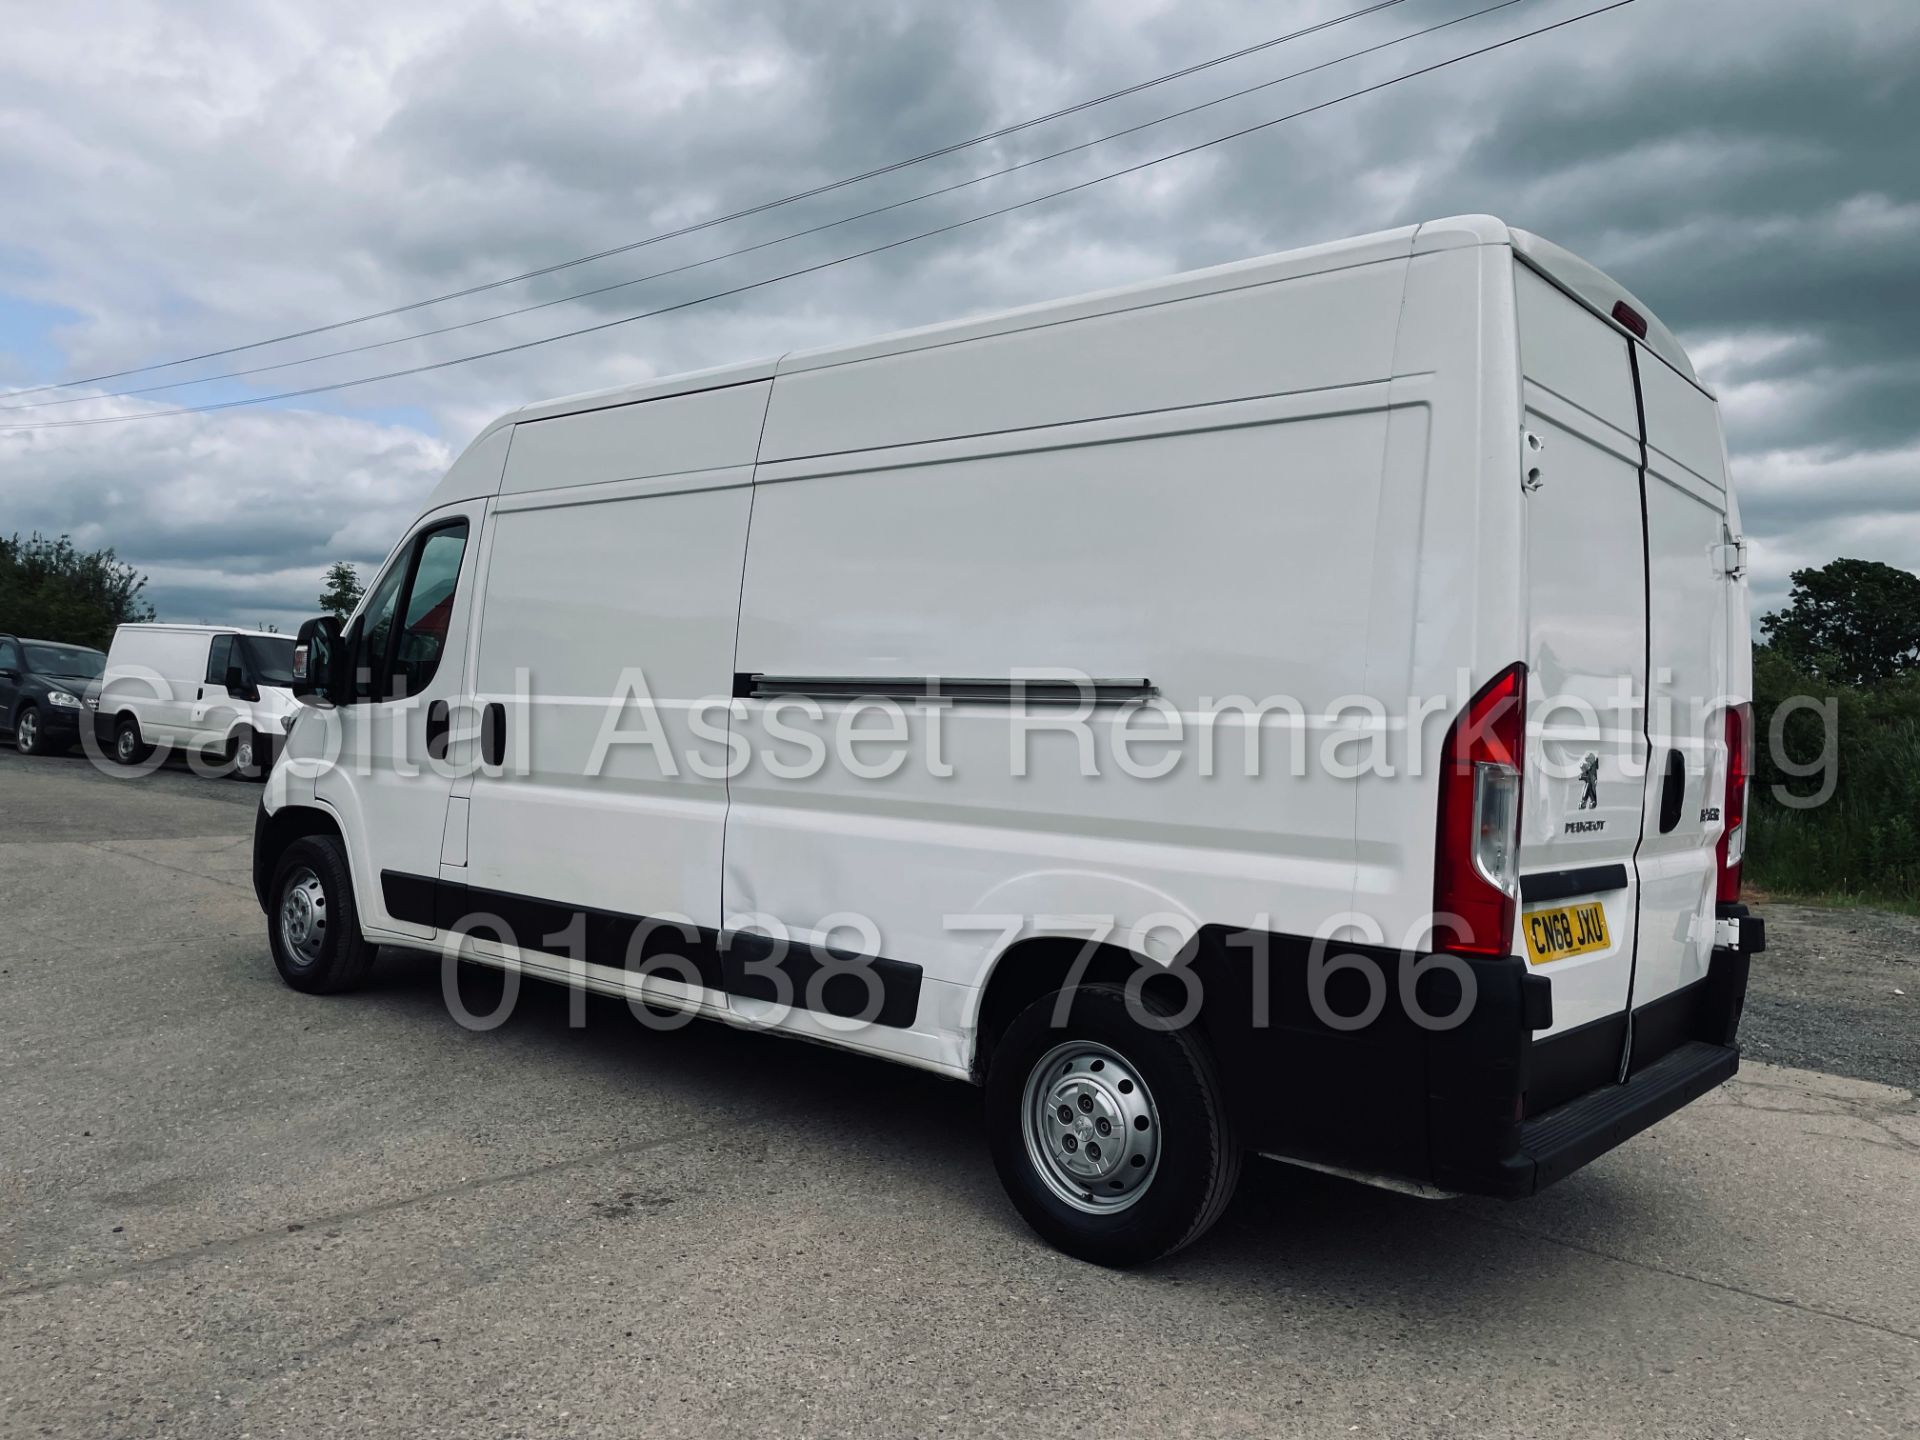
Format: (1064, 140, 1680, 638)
(1, 0, 1418, 401)
(6, 0, 1636, 434)
(0, 0, 1532, 413)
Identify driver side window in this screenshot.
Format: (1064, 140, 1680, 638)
(350, 557, 409, 703)
(346, 519, 471, 704)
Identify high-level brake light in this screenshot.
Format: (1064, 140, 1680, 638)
(1611, 300, 1650, 339)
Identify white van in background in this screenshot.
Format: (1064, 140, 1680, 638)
(98, 623, 299, 779)
(256, 215, 1764, 1266)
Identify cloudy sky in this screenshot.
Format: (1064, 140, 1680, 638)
(2, 0, 1915, 632)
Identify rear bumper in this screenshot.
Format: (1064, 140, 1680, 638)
(1187, 918, 1759, 1200)
(1496, 1039, 1737, 1195)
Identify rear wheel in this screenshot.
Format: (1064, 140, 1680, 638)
(14, 704, 42, 755)
(113, 716, 149, 765)
(985, 981, 1241, 1267)
(268, 835, 377, 994)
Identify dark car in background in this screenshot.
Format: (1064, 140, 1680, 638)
(0, 635, 108, 756)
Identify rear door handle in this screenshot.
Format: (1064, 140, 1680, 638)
(482, 702, 506, 768)
(1657, 748, 1686, 834)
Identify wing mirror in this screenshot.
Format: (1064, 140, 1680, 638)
(291, 616, 345, 706)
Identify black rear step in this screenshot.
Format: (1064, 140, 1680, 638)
(1500, 1039, 1737, 1196)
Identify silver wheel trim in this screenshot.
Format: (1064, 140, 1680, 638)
(279, 866, 328, 966)
(17, 710, 36, 751)
(117, 726, 137, 761)
(1021, 1039, 1162, 1214)
(235, 738, 254, 770)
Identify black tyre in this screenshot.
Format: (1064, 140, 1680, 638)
(112, 715, 149, 765)
(986, 981, 1241, 1267)
(268, 835, 378, 994)
(14, 704, 43, 756)
(230, 726, 267, 782)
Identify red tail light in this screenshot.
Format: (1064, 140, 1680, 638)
(1717, 701, 1752, 904)
(1434, 663, 1527, 956)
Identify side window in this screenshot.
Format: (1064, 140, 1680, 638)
(0, 639, 20, 672)
(206, 634, 234, 686)
(348, 519, 472, 703)
(390, 525, 469, 699)
(350, 556, 411, 703)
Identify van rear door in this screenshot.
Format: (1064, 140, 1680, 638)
(1627, 352, 1735, 1052)
(1513, 265, 1647, 1046)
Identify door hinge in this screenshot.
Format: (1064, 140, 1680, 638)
(1522, 430, 1546, 492)
(1714, 534, 1748, 580)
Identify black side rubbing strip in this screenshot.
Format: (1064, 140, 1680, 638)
(382, 870, 440, 927)
(721, 930, 923, 1029)
(733, 673, 1154, 706)
(1520, 864, 1631, 905)
(375, 871, 922, 1029)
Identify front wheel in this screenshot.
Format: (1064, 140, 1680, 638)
(14, 704, 42, 755)
(230, 726, 267, 782)
(985, 981, 1241, 1267)
(268, 835, 377, 994)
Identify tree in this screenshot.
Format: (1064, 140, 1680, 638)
(1760, 558, 1920, 688)
(318, 560, 364, 622)
(0, 532, 156, 649)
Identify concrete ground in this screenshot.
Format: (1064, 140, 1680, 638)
(1, 749, 1915, 1439)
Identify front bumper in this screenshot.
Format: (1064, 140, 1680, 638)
(35, 704, 84, 738)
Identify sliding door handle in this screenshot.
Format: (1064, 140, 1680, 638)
(426, 699, 450, 761)
(482, 702, 506, 768)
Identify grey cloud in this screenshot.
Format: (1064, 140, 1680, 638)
(2, 0, 1917, 629)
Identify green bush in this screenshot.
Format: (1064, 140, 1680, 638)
(1747, 645, 1920, 904)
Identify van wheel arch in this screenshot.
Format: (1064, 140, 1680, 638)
(971, 936, 1208, 1084)
(254, 804, 349, 912)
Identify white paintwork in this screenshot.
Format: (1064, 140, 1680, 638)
(1634, 351, 1736, 1012)
(263, 214, 1752, 1087)
(462, 476, 754, 949)
(297, 502, 484, 938)
(100, 623, 299, 758)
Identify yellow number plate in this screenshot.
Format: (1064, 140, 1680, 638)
(1523, 901, 1611, 965)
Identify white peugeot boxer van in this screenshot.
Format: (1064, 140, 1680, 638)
(99, 623, 299, 779)
(255, 216, 1764, 1265)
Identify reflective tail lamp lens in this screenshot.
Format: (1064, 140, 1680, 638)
(1435, 664, 1528, 956)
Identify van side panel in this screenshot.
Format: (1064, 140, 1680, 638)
(102, 628, 215, 743)
(500, 381, 771, 496)
(758, 260, 1406, 461)
(732, 401, 1399, 1054)
(1350, 243, 1526, 952)
(459, 477, 753, 951)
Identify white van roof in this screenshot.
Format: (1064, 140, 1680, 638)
(424, 215, 1700, 509)
(115, 623, 286, 637)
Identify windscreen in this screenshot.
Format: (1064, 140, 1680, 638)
(237, 634, 298, 686)
(25, 643, 106, 679)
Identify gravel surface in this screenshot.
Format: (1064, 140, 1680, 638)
(1742, 897, 1920, 1093)
(2, 750, 1917, 1438)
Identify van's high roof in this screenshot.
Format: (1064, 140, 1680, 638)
(418, 216, 1703, 516)
(503, 216, 1697, 425)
